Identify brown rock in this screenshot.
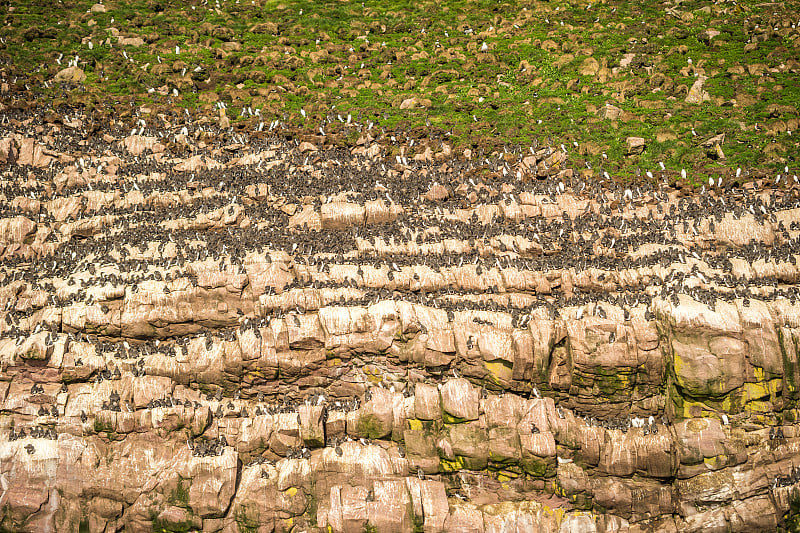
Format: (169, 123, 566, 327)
(0, 216, 36, 248)
(597, 104, 622, 120)
(118, 36, 145, 47)
(626, 136, 646, 155)
(356, 387, 394, 439)
(403, 428, 439, 474)
(156, 506, 191, 528)
(298, 141, 318, 152)
(444, 504, 485, 532)
(440, 378, 479, 421)
(122, 135, 159, 156)
(53, 67, 86, 83)
(413, 383, 441, 420)
(15, 138, 53, 167)
(405, 478, 449, 530)
(446, 421, 489, 468)
(686, 75, 710, 104)
(698, 29, 720, 45)
(579, 57, 600, 76)
(0, 137, 18, 163)
(424, 184, 450, 202)
(321, 202, 366, 230)
(366, 480, 414, 532)
(218, 108, 230, 129)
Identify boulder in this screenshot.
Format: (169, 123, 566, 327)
(440, 378, 479, 421)
(53, 67, 86, 83)
(626, 137, 646, 155)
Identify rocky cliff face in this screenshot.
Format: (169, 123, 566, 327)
(1, 111, 800, 532)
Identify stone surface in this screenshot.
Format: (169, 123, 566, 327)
(626, 136, 645, 155)
(0, 111, 799, 532)
(52, 67, 86, 83)
(686, 75, 711, 104)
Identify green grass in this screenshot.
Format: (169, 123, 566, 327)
(1, 0, 798, 182)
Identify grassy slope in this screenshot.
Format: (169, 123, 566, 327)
(1, 0, 799, 183)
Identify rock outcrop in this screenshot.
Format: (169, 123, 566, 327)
(1, 111, 800, 532)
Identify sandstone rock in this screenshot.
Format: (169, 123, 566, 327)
(122, 135, 161, 156)
(53, 67, 86, 83)
(444, 504, 485, 532)
(298, 141, 318, 152)
(424, 183, 450, 202)
(218, 108, 230, 129)
(0, 137, 18, 163)
(405, 477, 449, 530)
(686, 75, 710, 104)
(579, 57, 600, 76)
(321, 202, 366, 229)
(626, 136, 646, 155)
(118, 36, 145, 46)
(698, 29, 721, 45)
(356, 387, 394, 439)
(15, 137, 53, 167)
(398, 97, 431, 109)
(440, 378, 479, 421)
(403, 428, 439, 473)
(619, 53, 636, 68)
(597, 104, 622, 120)
(0, 216, 36, 249)
(1, 109, 798, 532)
(414, 383, 441, 420)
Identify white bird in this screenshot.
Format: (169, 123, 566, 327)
(681, 168, 687, 180)
(300, 108, 306, 118)
(175, 45, 180, 54)
(480, 41, 488, 52)
(722, 414, 729, 425)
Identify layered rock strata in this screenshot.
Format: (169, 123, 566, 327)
(1, 112, 800, 532)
